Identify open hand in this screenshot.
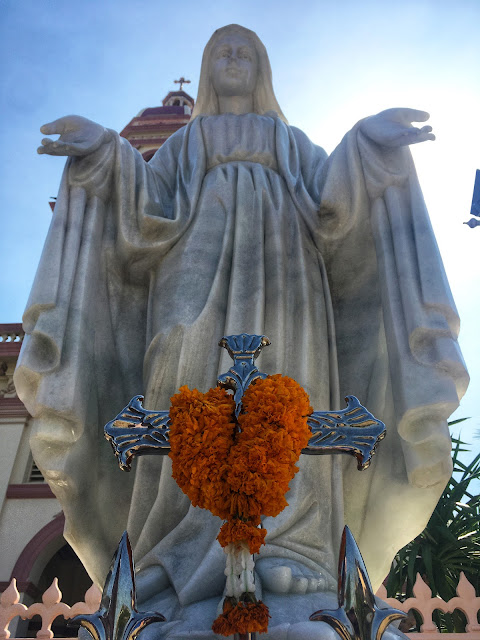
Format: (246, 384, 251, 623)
(360, 108, 435, 148)
(38, 115, 109, 157)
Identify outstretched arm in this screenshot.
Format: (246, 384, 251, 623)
(292, 108, 435, 242)
(36, 113, 188, 262)
(38, 115, 111, 157)
(359, 108, 435, 148)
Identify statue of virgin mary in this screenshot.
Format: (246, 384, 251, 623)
(14, 24, 468, 640)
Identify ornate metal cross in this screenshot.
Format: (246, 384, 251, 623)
(105, 334, 386, 473)
(174, 76, 190, 91)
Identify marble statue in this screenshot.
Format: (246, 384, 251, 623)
(14, 24, 468, 640)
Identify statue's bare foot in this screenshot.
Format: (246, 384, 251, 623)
(135, 565, 169, 603)
(256, 557, 336, 594)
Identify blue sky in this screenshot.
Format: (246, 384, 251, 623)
(1, 0, 479, 447)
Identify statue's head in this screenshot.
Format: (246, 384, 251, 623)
(191, 24, 287, 123)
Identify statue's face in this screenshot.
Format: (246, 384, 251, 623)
(210, 33, 258, 98)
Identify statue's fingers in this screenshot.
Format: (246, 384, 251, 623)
(40, 123, 55, 135)
(38, 137, 58, 154)
(38, 144, 59, 155)
(386, 108, 430, 124)
(400, 108, 430, 123)
(40, 116, 73, 135)
(411, 126, 435, 142)
(402, 130, 435, 146)
(401, 125, 433, 140)
(41, 121, 62, 135)
(37, 138, 74, 156)
(416, 131, 435, 143)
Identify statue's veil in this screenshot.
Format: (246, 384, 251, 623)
(191, 24, 288, 123)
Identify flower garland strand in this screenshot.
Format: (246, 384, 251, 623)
(169, 375, 312, 636)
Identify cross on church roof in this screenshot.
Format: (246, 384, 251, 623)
(174, 77, 191, 91)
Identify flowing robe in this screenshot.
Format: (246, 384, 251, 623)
(14, 112, 467, 636)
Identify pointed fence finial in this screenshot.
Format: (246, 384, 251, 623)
(310, 526, 405, 640)
(73, 531, 165, 640)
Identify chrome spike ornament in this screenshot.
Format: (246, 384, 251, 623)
(310, 526, 405, 640)
(73, 532, 165, 640)
(105, 334, 385, 471)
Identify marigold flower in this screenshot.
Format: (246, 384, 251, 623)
(212, 601, 271, 635)
(218, 520, 267, 554)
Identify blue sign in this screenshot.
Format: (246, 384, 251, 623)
(471, 169, 480, 217)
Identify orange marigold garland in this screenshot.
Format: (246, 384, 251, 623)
(169, 374, 312, 636)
